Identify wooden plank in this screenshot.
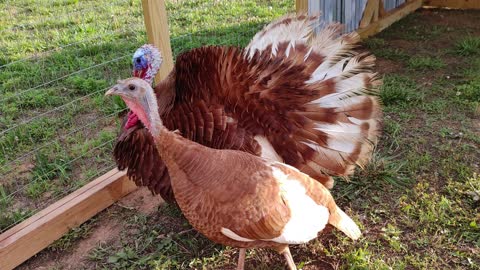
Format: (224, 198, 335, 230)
(0, 169, 137, 270)
(357, 0, 423, 39)
(373, 0, 380, 21)
(360, 0, 380, 28)
(141, 0, 174, 84)
(423, 0, 480, 9)
(379, 0, 387, 17)
(296, 0, 309, 14)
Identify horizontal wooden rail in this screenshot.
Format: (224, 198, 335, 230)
(423, 0, 480, 9)
(0, 169, 137, 270)
(357, 0, 423, 39)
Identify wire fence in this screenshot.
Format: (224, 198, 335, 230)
(0, 0, 294, 234)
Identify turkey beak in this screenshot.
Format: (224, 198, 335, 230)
(105, 85, 120, 97)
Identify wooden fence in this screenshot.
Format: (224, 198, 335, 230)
(1, 0, 479, 269)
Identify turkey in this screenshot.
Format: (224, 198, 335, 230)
(106, 77, 361, 270)
(114, 14, 382, 203)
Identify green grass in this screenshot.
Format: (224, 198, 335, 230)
(364, 38, 410, 61)
(2, 3, 480, 270)
(379, 13, 448, 41)
(407, 56, 446, 70)
(380, 75, 423, 106)
(455, 36, 480, 56)
(50, 218, 97, 251)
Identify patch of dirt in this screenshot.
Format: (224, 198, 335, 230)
(17, 187, 162, 270)
(62, 221, 122, 269)
(17, 208, 124, 270)
(421, 8, 480, 30)
(117, 186, 164, 215)
(374, 9, 480, 189)
(375, 58, 404, 74)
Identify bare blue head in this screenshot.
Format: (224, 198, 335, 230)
(132, 44, 162, 85)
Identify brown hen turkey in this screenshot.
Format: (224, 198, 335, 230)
(114, 14, 382, 203)
(106, 77, 361, 270)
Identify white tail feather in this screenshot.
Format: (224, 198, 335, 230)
(331, 207, 361, 240)
(245, 14, 317, 60)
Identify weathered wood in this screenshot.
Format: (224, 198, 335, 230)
(423, 0, 480, 9)
(296, 0, 308, 14)
(379, 0, 387, 17)
(142, 0, 174, 84)
(360, 0, 380, 28)
(357, 0, 423, 39)
(0, 169, 136, 270)
(373, 0, 380, 22)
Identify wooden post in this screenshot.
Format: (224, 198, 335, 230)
(0, 169, 136, 270)
(296, 0, 308, 14)
(360, 0, 380, 28)
(423, 0, 480, 9)
(141, 0, 174, 83)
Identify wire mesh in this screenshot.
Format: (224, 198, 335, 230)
(0, 0, 145, 234)
(0, 0, 294, 234)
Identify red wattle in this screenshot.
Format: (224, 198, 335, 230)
(125, 111, 139, 130)
(133, 68, 147, 79)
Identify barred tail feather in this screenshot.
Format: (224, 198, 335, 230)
(294, 50, 381, 177)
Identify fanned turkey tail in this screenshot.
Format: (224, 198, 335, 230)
(244, 14, 382, 188)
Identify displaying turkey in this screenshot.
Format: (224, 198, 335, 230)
(106, 77, 361, 270)
(114, 14, 382, 203)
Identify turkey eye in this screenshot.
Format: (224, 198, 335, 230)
(128, 84, 136, 91)
(136, 58, 141, 63)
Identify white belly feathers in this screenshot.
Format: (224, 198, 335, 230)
(221, 165, 329, 245)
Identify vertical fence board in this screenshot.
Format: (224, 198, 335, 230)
(308, 0, 422, 36)
(296, 0, 309, 13)
(309, 0, 369, 33)
(141, 0, 174, 83)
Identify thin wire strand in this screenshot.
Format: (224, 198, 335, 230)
(0, 55, 129, 113)
(0, 137, 116, 204)
(0, 164, 115, 234)
(0, 0, 137, 35)
(37, 164, 115, 208)
(0, 108, 126, 175)
(0, 27, 142, 69)
(0, 85, 116, 136)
